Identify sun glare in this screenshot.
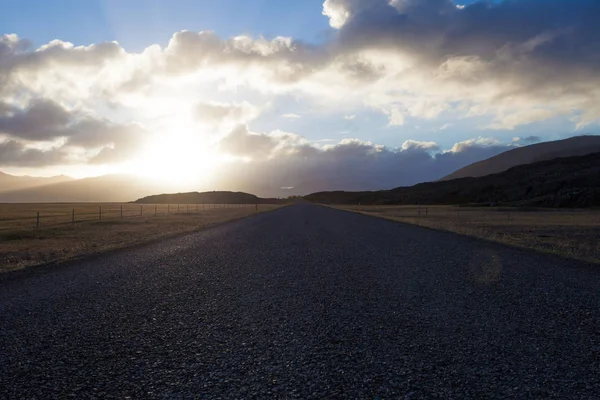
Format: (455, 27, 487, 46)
(126, 130, 220, 188)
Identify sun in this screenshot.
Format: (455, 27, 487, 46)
(125, 130, 220, 189)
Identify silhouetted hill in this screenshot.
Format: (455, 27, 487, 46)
(0, 172, 73, 193)
(441, 135, 600, 181)
(306, 152, 600, 208)
(135, 191, 284, 204)
(0, 174, 181, 203)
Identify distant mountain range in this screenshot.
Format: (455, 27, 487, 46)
(0, 174, 180, 203)
(441, 135, 600, 181)
(305, 151, 600, 208)
(0, 172, 73, 194)
(135, 191, 285, 205)
(1, 135, 599, 203)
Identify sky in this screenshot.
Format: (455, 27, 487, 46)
(1, 0, 599, 196)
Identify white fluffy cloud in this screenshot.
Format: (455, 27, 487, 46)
(1, 0, 600, 183)
(195, 101, 261, 127)
(212, 127, 512, 196)
(0, 98, 145, 166)
(402, 140, 439, 151)
(3, 0, 600, 130)
(0, 140, 68, 167)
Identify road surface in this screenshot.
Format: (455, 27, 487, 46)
(1, 204, 599, 399)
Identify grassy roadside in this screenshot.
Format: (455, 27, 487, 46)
(1, 205, 285, 273)
(332, 205, 600, 265)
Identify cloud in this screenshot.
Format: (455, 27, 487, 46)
(0, 98, 146, 166)
(214, 130, 512, 196)
(513, 135, 542, 145)
(0, 99, 71, 140)
(4, 0, 600, 131)
(218, 125, 308, 159)
(322, 0, 390, 29)
(387, 107, 405, 126)
(282, 113, 302, 119)
(2, 0, 600, 176)
(522, 135, 542, 144)
(402, 140, 439, 151)
(218, 125, 278, 159)
(0, 34, 127, 103)
(344, 114, 356, 120)
(195, 101, 261, 125)
(448, 137, 500, 153)
(0, 140, 68, 167)
(486, 109, 560, 130)
(318, 0, 600, 127)
(161, 30, 327, 85)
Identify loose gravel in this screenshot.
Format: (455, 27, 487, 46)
(1, 204, 599, 399)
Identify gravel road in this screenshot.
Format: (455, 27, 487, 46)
(1, 204, 599, 399)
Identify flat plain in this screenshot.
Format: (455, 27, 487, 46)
(1, 204, 598, 398)
(0, 203, 282, 273)
(335, 205, 600, 263)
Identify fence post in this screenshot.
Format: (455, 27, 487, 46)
(120, 205, 123, 219)
(36, 212, 40, 229)
(99, 206, 102, 221)
(140, 205, 143, 217)
(177, 204, 180, 213)
(155, 204, 157, 216)
(168, 204, 170, 214)
(72, 209, 75, 224)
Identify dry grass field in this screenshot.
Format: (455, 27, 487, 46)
(0, 203, 284, 273)
(336, 205, 600, 264)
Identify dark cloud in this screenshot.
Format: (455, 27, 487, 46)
(4, 1, 600, 129)
(85, 123, 146, 164)
(164, 30, 328, 83)
(2, 1, 599, 176)
(521, 135, 541, 144)
(219, 125, 278, 158)
(215, 134, 510, 196)
(157, 0, 600, 125)
(0, 34, 123, 78)
(0, 98, 146, 165)
(0, 140, 67, 167)
(327, 0, 600, 96)
(0, 99, 71, 140)
(195, 102, 259, 125)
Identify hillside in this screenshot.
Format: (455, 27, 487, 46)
(305, 151, 600, 208)
(0, 172, 73, 193)
(441, 135, 600, 181)
(135, 191, 284, 204)
(0, 174, 178, 203)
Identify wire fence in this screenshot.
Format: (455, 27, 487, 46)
(0, 203, 258, 231)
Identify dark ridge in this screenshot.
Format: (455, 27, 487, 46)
(441, 135, 600, 181)
(134, 191, 285, 205)
(305, 151, 600, 208)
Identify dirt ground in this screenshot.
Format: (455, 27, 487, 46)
(336, 205, 600, 264)
(0, 204, 283, 273)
